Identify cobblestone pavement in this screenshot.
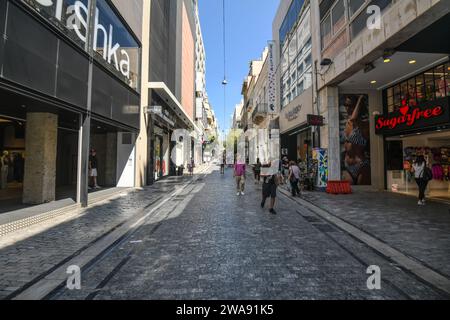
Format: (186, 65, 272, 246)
(0, 173, 200, 299)
(44, 167, 449, 300)
(293, 189, 450, 279)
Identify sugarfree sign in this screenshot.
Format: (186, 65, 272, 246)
(30, 0, 131, 79)
(375, 98, 450, 135)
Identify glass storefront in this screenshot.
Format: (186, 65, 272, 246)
(381, 61, 450, 201)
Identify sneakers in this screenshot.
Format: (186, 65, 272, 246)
(240, 192, 245, 196)
(418, 200, 425, 206)
(270, 208, 277, 215)
(237, 192, 240, 196)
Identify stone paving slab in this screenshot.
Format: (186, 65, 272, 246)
(54, 167, 447, 300)
(0, 174, 201, 300)
(293, 189, 450, 279)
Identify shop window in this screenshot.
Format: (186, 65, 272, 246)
(407, 79, 417, 107)
(434, 65, 447, 98)
(393, 85, 401, 111)
(446, 63, 450, 97)
(416, 74, 426, 103)
(424, 71, 435, 101)
(386, 87, 394, 112)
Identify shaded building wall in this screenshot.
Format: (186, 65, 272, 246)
(181, 1, 195, 121)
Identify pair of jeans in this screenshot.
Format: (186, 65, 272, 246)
(415, 178, 428, 201)
(236, 176, 245, 192)
(290, 178, 300, 196)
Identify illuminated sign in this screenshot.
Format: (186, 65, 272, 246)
(307, 114, 324, 126)
(375, 98, 450, 135)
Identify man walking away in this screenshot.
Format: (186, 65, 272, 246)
(234, 161, 246, 196)
(261, 170, 279, 215)
(288, 161, 301, 197)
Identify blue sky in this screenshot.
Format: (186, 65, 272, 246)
(198, 0, 279, 133)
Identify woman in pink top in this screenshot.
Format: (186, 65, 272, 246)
(234, 162, 246, 196)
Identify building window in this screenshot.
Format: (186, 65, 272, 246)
(320, 14, 332, 49)
(348, 0, 366, 17)
(332, 0, 346, 34)
(385, 62, 450, 113)
(304, 54, 312, 69)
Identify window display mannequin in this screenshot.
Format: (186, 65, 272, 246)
(1, 151, 10, 189)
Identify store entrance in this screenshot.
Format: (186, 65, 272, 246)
(0, 110, 80, 213)
(386, 130, 450, 202)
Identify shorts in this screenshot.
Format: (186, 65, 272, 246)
(90, 168, 98, 177)
(263, 182, 277, 198)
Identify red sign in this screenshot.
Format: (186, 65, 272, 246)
(307, 114, 324, 126)
(375, 98, 450, 135)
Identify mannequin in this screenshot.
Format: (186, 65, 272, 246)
(1, 151, 9, 189)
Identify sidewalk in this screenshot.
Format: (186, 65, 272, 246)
(281, 186, 450, 279)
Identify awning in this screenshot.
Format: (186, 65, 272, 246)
(148, 82, 201, 136)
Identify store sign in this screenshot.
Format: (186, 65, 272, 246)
(286, 105, 301, 121)
(25, 0, 137, 84)
(307, 114, 324, 126)
(375, 98, 450, 135)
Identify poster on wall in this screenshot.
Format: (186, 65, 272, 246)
(339, 94, 371, 185)
(312, 148, 328, 189)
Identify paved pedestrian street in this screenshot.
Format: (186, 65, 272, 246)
(1, 165, 448, 300)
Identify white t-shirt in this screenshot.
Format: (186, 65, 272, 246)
(412, 163, 425, 179)
(290, 165, 301, 179)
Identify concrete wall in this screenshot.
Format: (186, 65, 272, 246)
(317, 0, 450, 88)
(181, 1, 195, 121)
(280, 87, 313, 134)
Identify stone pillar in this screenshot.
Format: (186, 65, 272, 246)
(23, 112, 58, 204)
(319, 86, 341, 181)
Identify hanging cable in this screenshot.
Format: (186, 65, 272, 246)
(222, 0, 227, 137)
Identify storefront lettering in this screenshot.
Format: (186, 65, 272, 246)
(30, 0, 130, 79)
(376, 100, 444, 131)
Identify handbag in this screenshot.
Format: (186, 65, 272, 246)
(421, 166, 433, 182)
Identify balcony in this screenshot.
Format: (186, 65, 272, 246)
(252, 103, 268, 125)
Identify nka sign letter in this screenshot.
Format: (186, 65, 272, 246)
(31, 0, 131, 80)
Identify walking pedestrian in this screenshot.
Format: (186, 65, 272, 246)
(261, 161, 280, 215)
(220, 151, 226, 175)
(281, 156, 289, 185)
(89, 148, 100, 189)
(234, 161, 246, 196)
(253, 158, 261, 184)
(411, 155, 432, 205)
(288, 161, 301, 197)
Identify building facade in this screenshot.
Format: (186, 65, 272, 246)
(0, 0, 143, 209)
(310, 0, 450, 200)
(273, 0, 316, 164)
(140, 0, 202, 184)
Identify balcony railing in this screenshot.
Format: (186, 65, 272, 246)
(252, 103, 268, 125)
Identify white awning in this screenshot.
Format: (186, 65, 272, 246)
(148, 82, 202, 135)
